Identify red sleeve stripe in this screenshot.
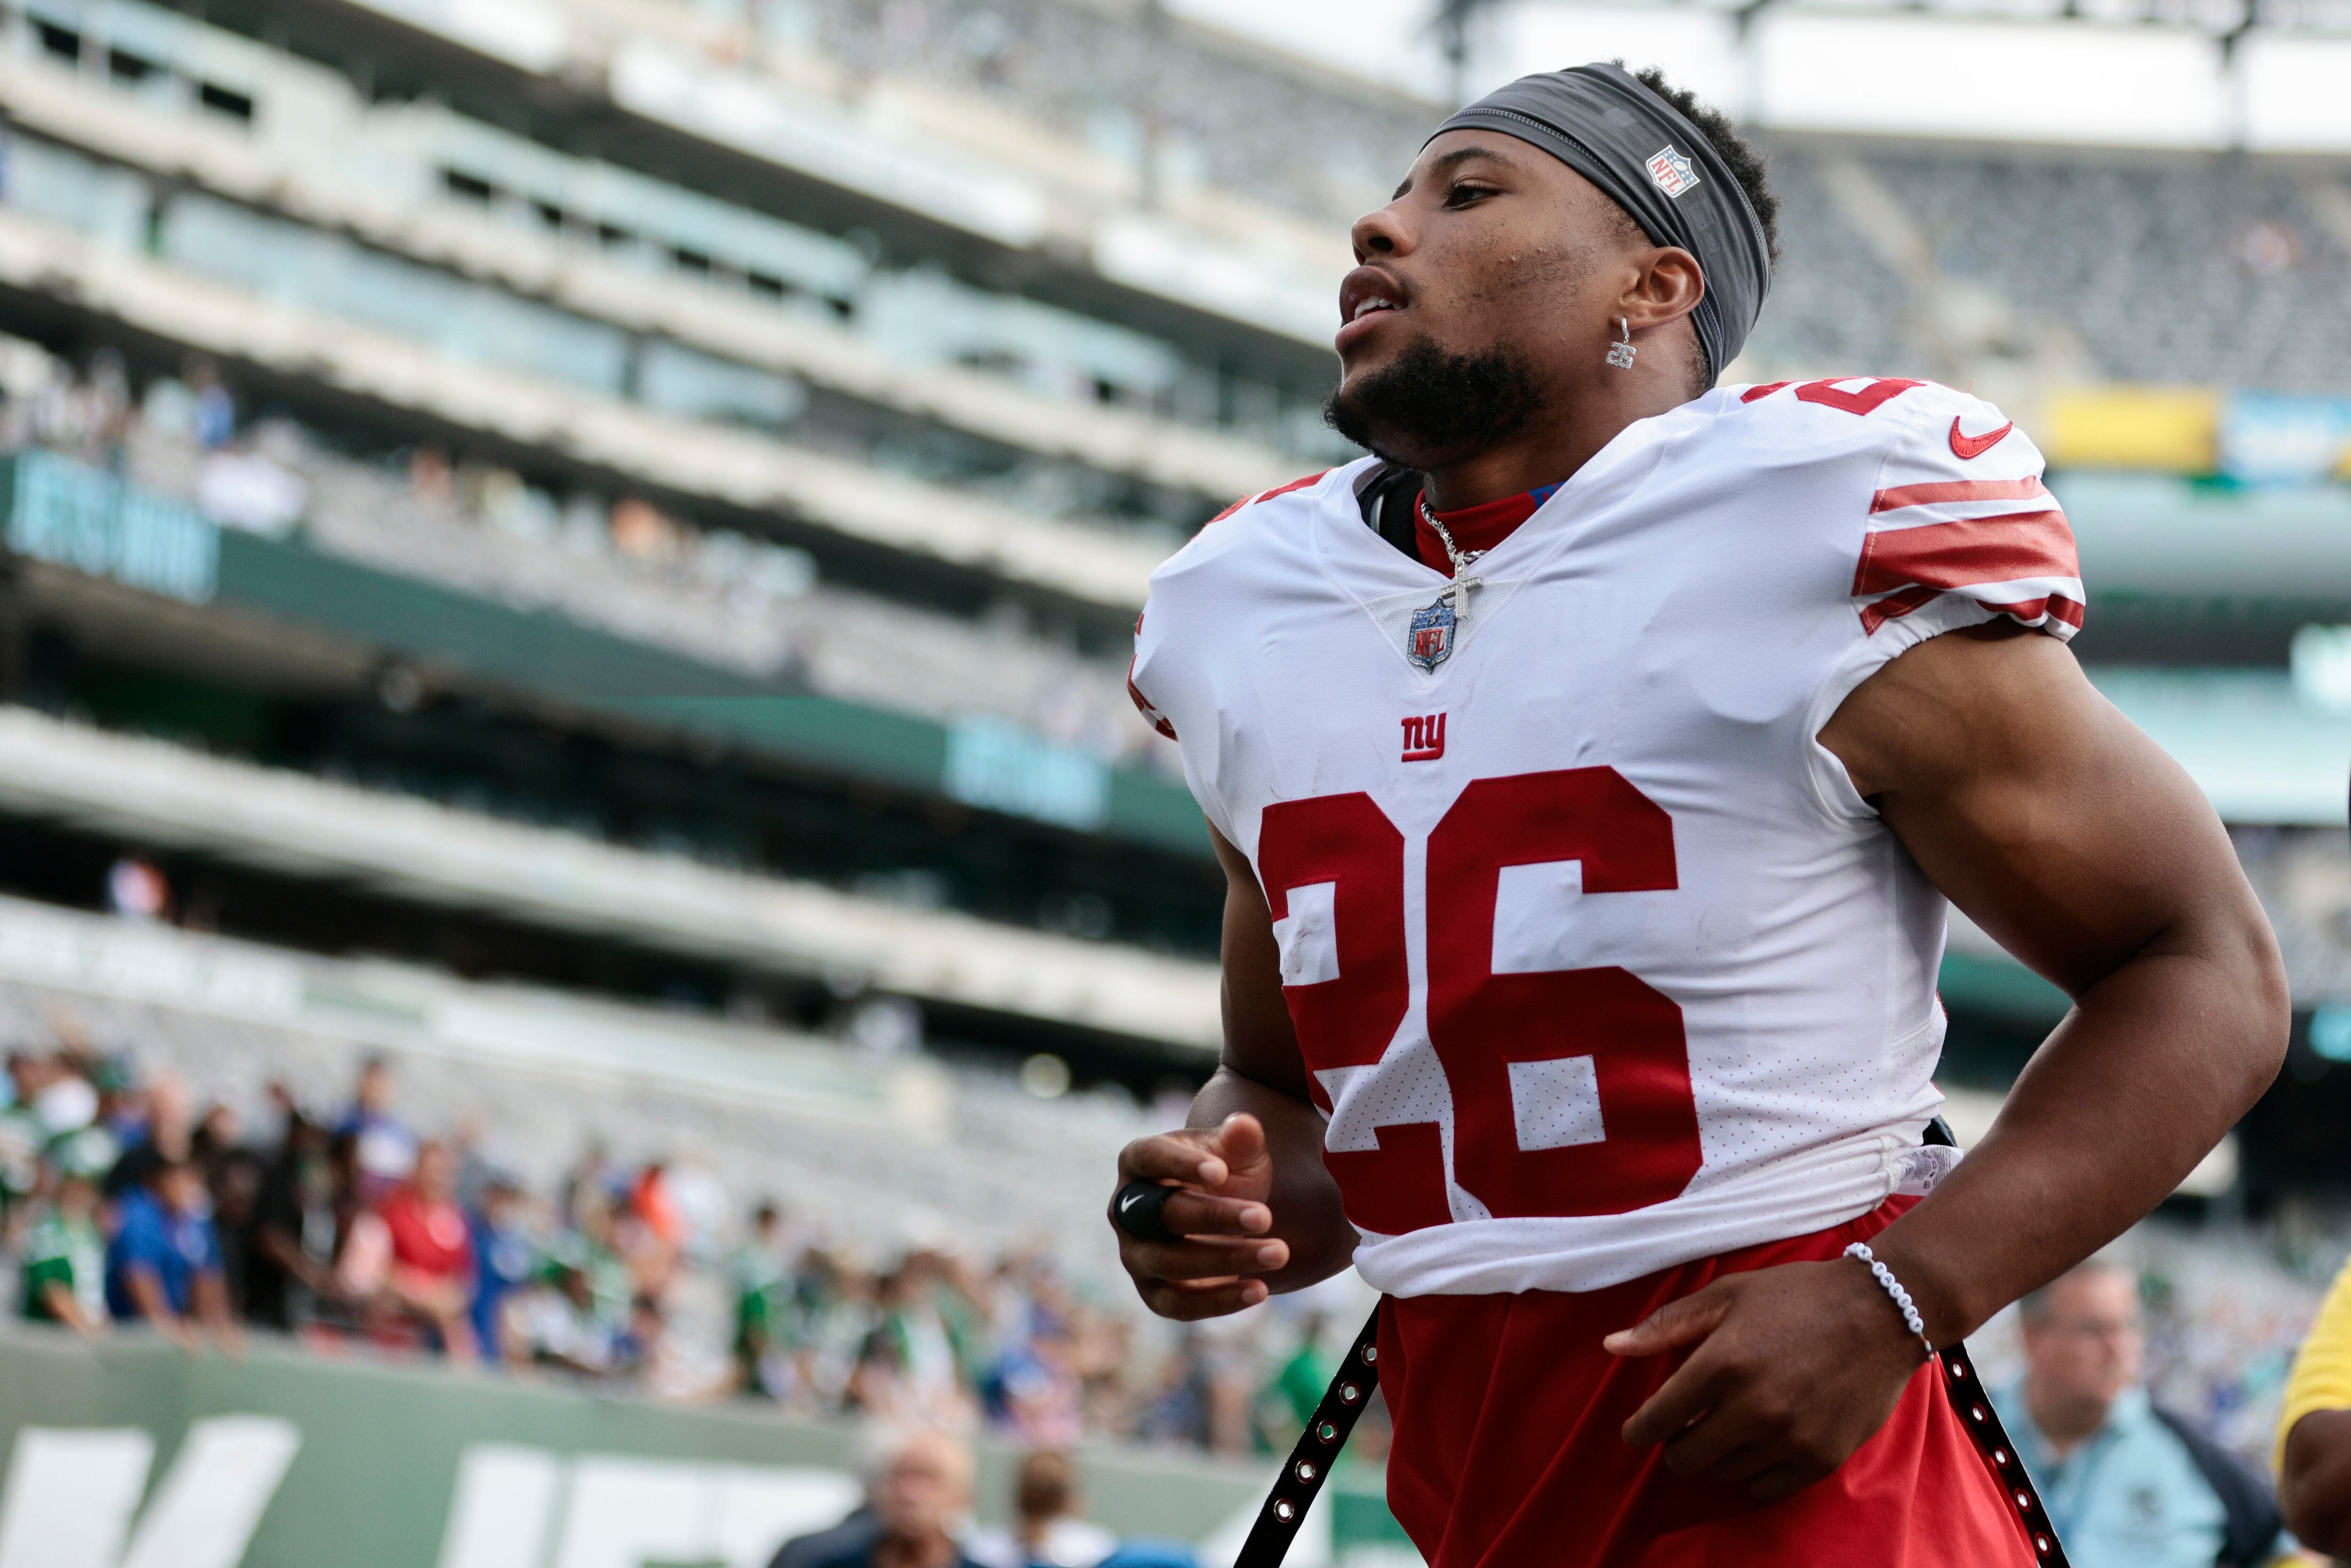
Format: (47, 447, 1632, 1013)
(1856, 585, 1941, 634)
(1127, 612, 1177, 740)
(1870, 477, 2051, 514)
(1207, 469, 1329, 526)
(1860, 586, 2086, 636)
(1127, 670, 1177, 740)
(1853, 508, 2079, 599)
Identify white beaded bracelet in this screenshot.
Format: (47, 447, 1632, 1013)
(1845, 1242, 1935, 1361)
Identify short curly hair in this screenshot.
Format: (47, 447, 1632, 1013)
(1629, 64, 1781, 265)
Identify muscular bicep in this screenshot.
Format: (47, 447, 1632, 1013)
(1210, 821, 1312, 1098)
(1819, 626, 2264, 996)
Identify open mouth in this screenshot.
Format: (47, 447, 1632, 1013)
(1336, 268, 1410, 349)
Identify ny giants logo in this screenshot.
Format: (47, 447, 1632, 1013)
(1401, 713, 1446, 762)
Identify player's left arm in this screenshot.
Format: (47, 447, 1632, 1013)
(1610, 622, 2289, 1503)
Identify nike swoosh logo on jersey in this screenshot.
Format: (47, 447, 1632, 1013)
(1948, 416, 2014, 460)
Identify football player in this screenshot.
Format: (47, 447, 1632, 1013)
(1112, 63, 2288, 1567)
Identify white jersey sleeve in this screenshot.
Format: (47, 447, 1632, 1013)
(1796, 380, 2083, 819)
(1128, 471, 1334, 846)
(1852, 384, 2080, 643)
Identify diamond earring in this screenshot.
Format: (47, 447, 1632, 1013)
(1606, 317, 1637, 370)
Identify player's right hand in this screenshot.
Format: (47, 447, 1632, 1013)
(1111, 1113, 1290, 1321)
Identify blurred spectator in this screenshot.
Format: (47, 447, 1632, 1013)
(610, 496, 686, 565)
(20, 1168, 107, 1336)
(380, 1140, 480, 1360)
(27, 1054, 98, 1140)
(196, 444, 308, 536)
(469, 1175, 536, 1365)
(195, 1102, 267, 1312)
(243, 1111, 336, 1331)
(105, 1158, 239, 1354)
(449, 1114, 498, 1209)
(618, 1159, 686, 1298)
(105, 855, 171, 921)
(338, 1056, 417, 1198)
(969, 1451, 1114, 1568)
(1135, 1330, 1213, 1450)
(991, 1320, 1083, 1449)
(516, 1254, 627, 1376)
(1989, 1260, 2282, 1568)
(188, 361, 235, 450)
(1260, 1311, 1333, 1444)
(104, 1070, 192, 1199)
(735, 1199, 794, 1395)
(407, 441, 454, 506)
(780, 1427, 982, 1568)
(0, 1054, 49, 1221)
(863, 1256, 980, 1430)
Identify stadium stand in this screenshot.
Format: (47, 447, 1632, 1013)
(0, 890, 1297, 1442)
(0, 341, 1172, 774)
(0, 706, 1222, 1048)
(0, 34, 1305, 504)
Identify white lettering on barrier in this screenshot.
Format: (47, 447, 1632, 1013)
(0, 1427, 154, 1568)
(437, 1445, 861, 1568)
(437, 1445, 564, 1568)
(0, 1416, 297, 1568)
(0, 1421, 862, 1568)
(119, 1416, 301, 1568)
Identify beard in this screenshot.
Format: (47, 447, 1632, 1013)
(1323, 334, 1546, 465)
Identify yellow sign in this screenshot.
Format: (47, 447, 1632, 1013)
(2038, 386, 2220, 473)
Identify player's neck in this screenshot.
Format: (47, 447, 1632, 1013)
(1418, 378, 1692, 512)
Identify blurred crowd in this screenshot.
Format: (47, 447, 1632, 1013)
(0, 1032, 1377, 1463)
(0, 344, 1173, 775)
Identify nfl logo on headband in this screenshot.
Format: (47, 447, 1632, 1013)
(1645, 145, 1701, 198)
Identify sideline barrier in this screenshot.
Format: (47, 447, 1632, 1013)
(0, 1327, 1410, 1568)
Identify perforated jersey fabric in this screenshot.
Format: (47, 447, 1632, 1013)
(1128, 378, 2079, 1298)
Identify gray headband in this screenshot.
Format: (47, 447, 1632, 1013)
(1429, 63, 1772, 385)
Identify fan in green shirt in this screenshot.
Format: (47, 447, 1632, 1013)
(21, 1171, 107, 1335)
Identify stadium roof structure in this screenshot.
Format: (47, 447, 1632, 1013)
(1185, 0, 2351, 147)
(164, 0, 1357, 386)
(1436, 0, 2351, 38)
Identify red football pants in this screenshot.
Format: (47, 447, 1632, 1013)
(1377, 1199, 2038, 1568)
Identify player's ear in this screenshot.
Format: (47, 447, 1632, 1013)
(1625, 247, 1704, 334)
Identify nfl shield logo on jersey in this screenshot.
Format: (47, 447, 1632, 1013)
(1408, 595, 1456, 671)
(1646, 145, 1701, 198)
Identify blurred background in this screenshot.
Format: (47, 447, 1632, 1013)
(0, 0, 2340, 1564)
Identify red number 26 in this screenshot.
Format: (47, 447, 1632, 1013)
(1257, 768, 1703, 1233)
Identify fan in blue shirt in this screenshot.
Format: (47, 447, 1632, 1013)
(104, 1159, 234, 1353)
(1989, 1261, 2283, 1568)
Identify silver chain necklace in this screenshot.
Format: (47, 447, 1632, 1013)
(1416, 491, 1485, 618)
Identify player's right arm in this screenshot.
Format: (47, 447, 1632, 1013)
(1110, 823, 1357, 1320)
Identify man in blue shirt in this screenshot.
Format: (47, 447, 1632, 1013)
(1990, 1259, 2281, 1568)
(106, 1159, 239, 1354)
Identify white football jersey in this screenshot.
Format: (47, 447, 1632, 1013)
(1129, 378, 2082, 1297)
